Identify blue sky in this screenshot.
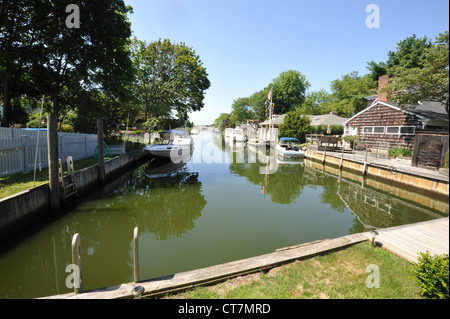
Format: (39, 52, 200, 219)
(125, 0, 449, 125)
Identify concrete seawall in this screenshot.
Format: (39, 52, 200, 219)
(305, 149, 449, 199)
(0, 153, 148, 242)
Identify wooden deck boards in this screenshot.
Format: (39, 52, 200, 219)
(362, 217, 449, 263)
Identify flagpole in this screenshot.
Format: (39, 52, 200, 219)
(268, 86, 273, 148)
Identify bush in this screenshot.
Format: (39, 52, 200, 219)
(389, 147, 412, 158)
(278, 110, 311, 143)
(355, 143, 370, 152)
(410, 252, 449, 299)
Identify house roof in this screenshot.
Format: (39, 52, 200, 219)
(344, 98, 449, 125)
(391, 100, 448, 122)
(259, 113, 349, 126)
(309, 113, 349, 126)
(259, 114, 286, 126)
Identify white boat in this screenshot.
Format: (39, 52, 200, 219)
(143, 130, 193, 161)
(190, 127, 199, 135)
(224, 128, 245, 143)
(276, 137, 305, 158)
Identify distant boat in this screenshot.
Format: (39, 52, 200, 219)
(190, 127, 199, 135)
(143, 130, 193, 160)
(225, 128, 245, 143)
(276, 137, 305, 158)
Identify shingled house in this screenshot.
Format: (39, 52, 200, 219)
(343, 75, 449, 148)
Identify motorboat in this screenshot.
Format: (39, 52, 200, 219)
(143, 130, 193, 161)
(276, 137, 305, 158)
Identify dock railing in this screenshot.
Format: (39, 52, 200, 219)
(351, 140, 413, 161)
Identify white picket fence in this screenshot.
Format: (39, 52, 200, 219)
(0, 127, 98, 177)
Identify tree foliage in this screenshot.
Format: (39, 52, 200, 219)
(271, 70, 310, 115)
(326, 71, 376, 117)
(366, 34, 433, 81)
(388, 31, 449, 115)
(129, 38, 211, 122)
(278, 109, 311, 143)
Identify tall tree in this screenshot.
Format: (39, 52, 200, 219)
(229, 97, 253, 125)
(388, 31, 449, 115)
(271, 70, 310, 115)
(298, 89, 333, 115)
(130, 38, 211, 122)
(366, 34, 433, 81)
(0, 0, 39, 126)
(24, 0, 134, 211)
(326, 71, 376, 117)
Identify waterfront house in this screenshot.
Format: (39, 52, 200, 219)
(343, 75, 449, 148)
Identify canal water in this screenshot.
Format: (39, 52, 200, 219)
(0, 132, 447, 299)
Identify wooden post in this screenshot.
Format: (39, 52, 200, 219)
(47, 114, 61, 213)
(71, 233, 83, 293)
(133, 227, 139, 283)
(363, 145, 368, 175)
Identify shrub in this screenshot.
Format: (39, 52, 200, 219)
(342, 135, 357, 148)
(355, 143, 370, 152)
(389, 147, 412, 158)
(410, 252, 449, 299)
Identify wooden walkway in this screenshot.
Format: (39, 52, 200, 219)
(361, 217, 449, 263)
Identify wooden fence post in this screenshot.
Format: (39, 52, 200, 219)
(134, 227, 139, 283)
(71, 233, 83, 293)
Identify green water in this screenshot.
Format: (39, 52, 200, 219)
(0, 132, 447, 299)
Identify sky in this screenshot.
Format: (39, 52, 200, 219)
(124, 0, 449, 125)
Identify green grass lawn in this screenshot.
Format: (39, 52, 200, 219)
(0, 156, 101, 199)
(164, 242, 423, 299)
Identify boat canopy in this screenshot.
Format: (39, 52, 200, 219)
(280, 137, 299, 142)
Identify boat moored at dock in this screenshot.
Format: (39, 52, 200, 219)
(276, 137, 305, 158)
(143, 130, 193, 161)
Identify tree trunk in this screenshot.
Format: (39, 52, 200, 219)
(97, 117, 105, 185)
(1, 0, 17, 127)
(47, 113, 60, 212)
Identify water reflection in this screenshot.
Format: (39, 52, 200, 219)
(227, 143, 446, 228)
(107, 155, 206, 240)
(303, 160, 447, 229)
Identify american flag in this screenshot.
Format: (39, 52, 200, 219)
(267, 87, 272, 101)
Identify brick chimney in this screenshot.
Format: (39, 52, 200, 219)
(377, 74, 393, 102)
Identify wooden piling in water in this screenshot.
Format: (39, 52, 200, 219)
(71, 233, 83, 293)
(133, 227, 139, 283)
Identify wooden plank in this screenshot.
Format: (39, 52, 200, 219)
(41, 233, 367, 299)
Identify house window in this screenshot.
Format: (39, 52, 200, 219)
(386, 126, 400, 134)
(363, 127, 373, 133)
(373, 126, 384, 134)
(386, 126, 416, 135)
(400, 126, 415, 135)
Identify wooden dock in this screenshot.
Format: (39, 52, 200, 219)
(361, 217, 449, 263)
(41, 218, 449, 299)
